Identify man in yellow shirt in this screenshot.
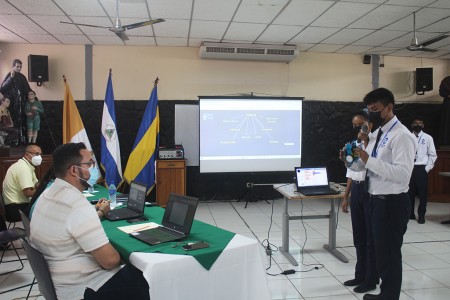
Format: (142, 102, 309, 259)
(2, 144, 42, 220)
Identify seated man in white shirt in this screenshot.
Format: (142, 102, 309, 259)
(30, 142, 150, 300)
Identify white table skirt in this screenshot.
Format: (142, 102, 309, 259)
(130, 234, 271, 300)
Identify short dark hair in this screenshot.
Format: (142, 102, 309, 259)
(412, 115, 424, 123)
(52, 143, 86, 178)
(12, 59, 22, 66)
(363, 88, 395, 107)
(354, 108, 370, 121)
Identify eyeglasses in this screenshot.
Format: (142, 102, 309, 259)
(26, 151, 42, 156)
(79, 160, 96, 168)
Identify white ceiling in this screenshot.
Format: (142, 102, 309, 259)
(0, 0, 449, 59)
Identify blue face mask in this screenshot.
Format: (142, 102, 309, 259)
(87, 166, 99, 187)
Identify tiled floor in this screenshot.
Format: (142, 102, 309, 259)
(1, 198, 450, 300)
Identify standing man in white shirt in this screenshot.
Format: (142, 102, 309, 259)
(409, 116, 437, 224)
(349, 88, 416, 300)
(341, 109, 378, 294)
(408, 116, 437, 224)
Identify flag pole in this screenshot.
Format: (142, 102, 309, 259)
(154, 77, 159, 86)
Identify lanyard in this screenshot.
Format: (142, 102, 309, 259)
(372, 120, 398, 158)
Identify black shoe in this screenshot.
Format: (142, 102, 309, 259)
(354, 284, 376, 293)
(363, 293, 379, 300)
(418, 217, 425, 224)
(410, 215, 416, 220)
(343, 278, 363, 286)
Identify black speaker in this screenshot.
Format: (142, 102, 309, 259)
(416, 67, 433, 95)
(28, 55, 49, 83)
(363, 54, 371, 64)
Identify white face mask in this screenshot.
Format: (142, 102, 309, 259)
(31, 155, 42, 166)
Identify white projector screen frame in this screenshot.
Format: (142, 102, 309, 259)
(199, 96, 303, 173)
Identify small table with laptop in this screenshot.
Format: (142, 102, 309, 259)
(274, 166, 348, 265)
(99, 190, 270, 300)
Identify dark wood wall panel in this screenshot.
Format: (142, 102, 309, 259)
(37, 99, 444, 200)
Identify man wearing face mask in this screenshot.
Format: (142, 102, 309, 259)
(408, 116, 437, 224)
(341, 109, 378, 294)
(2, 144, 42, 220)
(30, 142, 149, 300)
(348, 88, 416, 300)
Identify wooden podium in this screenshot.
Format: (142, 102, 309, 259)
(0, 146, 53, 192)
(428, 149, 450, 203)
(155, 159, 186, 207)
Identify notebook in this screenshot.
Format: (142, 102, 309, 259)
(105, 181, 147, 221)
(130, 193, 199, 245)
(295, 167, 340, 196)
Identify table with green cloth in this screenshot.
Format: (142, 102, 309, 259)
(84, 184, 110, 202)
(102, 206, 235, 270)
(102, 206, 271, 300)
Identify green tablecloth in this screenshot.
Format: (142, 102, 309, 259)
(102, 206, 235, 270)
(84, 184, 110, 202)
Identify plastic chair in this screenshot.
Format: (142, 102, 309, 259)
(21, 237, 57, 300)
(18, 210, 30, 238)
(0, 227, 30, 296)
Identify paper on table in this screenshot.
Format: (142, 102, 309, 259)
(83, 193, 95, 197)
(117, 222, 159, 234)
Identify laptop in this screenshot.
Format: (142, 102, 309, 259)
(130, 193, 199, 245)
(295, 167, 340, 196)
(105, 181, 147, 221)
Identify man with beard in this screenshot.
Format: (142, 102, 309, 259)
(408, 116, 437, 224)
(30, 142, 150, 300)
(1, 59, 32, 143)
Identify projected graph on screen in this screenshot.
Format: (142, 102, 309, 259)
(199, 97, 303, 173)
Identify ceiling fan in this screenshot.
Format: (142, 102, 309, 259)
(60, 0, 164, 41)
(407, 12, 448, 52)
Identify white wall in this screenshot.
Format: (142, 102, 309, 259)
(1, 43, 449, 102)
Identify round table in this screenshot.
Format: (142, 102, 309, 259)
(440, 172, 450, 225)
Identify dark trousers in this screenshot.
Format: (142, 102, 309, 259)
(370, 193, 410, 300)
(408, 165, 428, 218)
(4, 203, 30, 223)
(350, 181, 378, 285)
(84, 264, 150, 300)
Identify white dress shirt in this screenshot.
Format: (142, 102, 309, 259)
(413, 130, 437, 172)
(349, 116, 417, 195)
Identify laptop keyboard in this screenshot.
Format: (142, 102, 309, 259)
(300, 187, 339, 195)
(107, 208, 138, 219)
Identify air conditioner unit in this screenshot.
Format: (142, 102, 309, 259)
(199, 42, 299, 63)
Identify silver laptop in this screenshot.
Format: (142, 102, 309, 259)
(130, 193, 199, 245)
(295, 167, 340, 196)
(105, 181, 147, 221)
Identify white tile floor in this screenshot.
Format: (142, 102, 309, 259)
(1, 198, 450, 300)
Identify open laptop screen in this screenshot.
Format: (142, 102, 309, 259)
(295, 167, 329, 188)
(162, 193, 198, 234)
(127, 181, 147, 212)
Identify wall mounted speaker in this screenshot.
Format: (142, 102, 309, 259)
(416, 67, 433, 95)
(363, 54, 371, 64)
(28, 55, 49, 85)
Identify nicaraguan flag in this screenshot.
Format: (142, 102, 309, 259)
(123, 80, 160, 193)
(101, 70, 123, 187)
(62, 78, 100, 175)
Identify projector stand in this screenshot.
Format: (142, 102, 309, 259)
(239, 182, 273, 208)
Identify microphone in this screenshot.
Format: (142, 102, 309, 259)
(357, 125, 369, 143)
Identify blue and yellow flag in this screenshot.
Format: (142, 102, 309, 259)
(123, 80, 160, 193)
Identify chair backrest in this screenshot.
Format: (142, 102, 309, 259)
(0, 193, 6, 219)
(18, 210, 30, 237)
(21, 237, 58, 300)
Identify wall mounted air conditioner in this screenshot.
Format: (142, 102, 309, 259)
(199, 42, 299, 63)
